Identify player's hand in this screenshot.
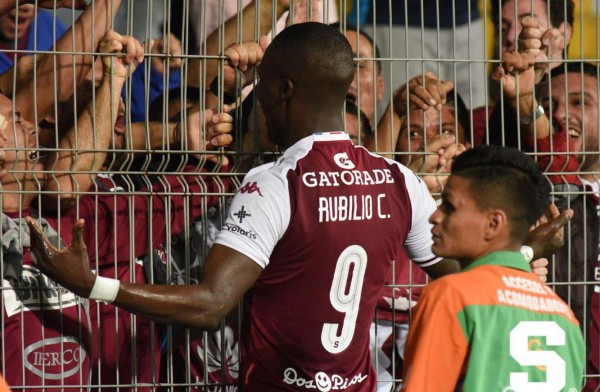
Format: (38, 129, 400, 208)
(407, 133, 467, 195)
(525, 203, 573, 259)
(151, 33, 183, 74)
(530, 257, 549, 283)
(393, 72, 454, 116)
(26, 217, 96, 298)
(100, 30, 145, 80)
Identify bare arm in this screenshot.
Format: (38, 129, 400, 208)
(42, 31, 143, 210)
(27, 218, 262, 329)
(422, 258, 461, 279)
(115, 244, 261, 328)
(14, 0, 121, 123)
(187, 0, 288, 89)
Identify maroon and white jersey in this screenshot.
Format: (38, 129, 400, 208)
(215, 132, 439, 391)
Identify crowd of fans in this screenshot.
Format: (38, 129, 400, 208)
(0, 0, 598, 391)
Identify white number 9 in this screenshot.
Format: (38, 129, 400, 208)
(321, 245, 368, 354)
(510, 321, 566, 391)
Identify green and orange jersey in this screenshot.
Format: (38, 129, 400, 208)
(402, 251, 585, 392)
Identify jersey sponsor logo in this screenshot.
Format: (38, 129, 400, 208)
(238, 182, 263, 197)
(223, 223, 257, 240)
(302, 169, 395, 188)
(24, 337, 87, 380)
(233, 206, 252, 224)
(333, 153, 355, 170)
(3, 265, 78, 317)
(283, 367, 368, 391)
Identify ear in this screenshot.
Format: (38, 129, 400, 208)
(279, 79, 294, 101)
(484, 209, 508, 241)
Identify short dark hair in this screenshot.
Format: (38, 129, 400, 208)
(491, 0, 575, 30)
(266, 22, 354, 97)
(329, 22, 382, 74)
(550, 61, 599, 81)
(451, 145, 551, 240)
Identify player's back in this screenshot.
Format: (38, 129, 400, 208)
(404, 251, 585, 392)
(218, 133, 435, 391)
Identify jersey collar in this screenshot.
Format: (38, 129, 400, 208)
(463, 251, 531, 273)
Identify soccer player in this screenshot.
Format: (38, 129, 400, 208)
(401, 145, 585, 391)
(27, 22, 457, 391)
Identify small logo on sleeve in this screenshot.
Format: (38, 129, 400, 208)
(333, 153, 355, 170)
(233, 206, 252, 224)
(239, 182, 263, 197)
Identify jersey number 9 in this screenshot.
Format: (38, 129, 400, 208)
(321, 245, 368, 354)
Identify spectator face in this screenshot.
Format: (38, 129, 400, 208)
(396, 106, 467, 166)
(429, 175, 487, 261)
(543, 72, 600, 171)
(0, 94, 43, 188)
(344, 30, 383, 125)
(501, 0, 550, 53)
(0, 5, 35, 43)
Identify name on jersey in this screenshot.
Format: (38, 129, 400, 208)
(3, 265, 78, 317)
(283, 367, 367, 392)
(318, 194, 390, 223)
(497, 275, 572, 319)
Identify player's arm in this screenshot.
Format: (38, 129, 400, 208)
(26, 218, 262, 329)
(421, 259, 460, 279)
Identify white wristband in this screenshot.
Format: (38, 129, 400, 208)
(520, 245, 534, 263)
(89, 276, 120, 303)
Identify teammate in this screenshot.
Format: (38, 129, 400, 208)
(26, 22, 457, 391)
(401, 145, 585, 391)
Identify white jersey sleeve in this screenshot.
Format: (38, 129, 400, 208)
(214, 164, 291, 268)
(401, 169, 441, 267)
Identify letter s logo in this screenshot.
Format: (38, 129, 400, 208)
(333, 153, 355, 170)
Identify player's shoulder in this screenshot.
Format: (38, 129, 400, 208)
(423, 268, 495, 302)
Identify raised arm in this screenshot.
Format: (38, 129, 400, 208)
(14, 0, 121, 123)
(42, 31, 143, 211)
(492, 16, 564, 142)
(187, 0, 288, 90)
(27, 216, 261, 329)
